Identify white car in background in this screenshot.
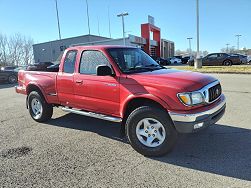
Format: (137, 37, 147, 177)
(247, 56, 251, 64)
(170, 57, 182, 64)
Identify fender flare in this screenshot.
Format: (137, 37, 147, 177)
(120, 93, 171, 118)
(26, 82, 49, 103)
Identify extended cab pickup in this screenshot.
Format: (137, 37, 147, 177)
(16, 45, 226, 156)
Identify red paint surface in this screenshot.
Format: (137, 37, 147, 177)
(141, 23, 161, 57)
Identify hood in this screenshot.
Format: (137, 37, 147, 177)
(127, 68, 217, 92)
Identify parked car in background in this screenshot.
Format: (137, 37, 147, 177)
(151, 56, 170, 66)
(14, 66, 28, 72)
(170, 57, 182, 64)
(0, 66, 18, 71)
(47, 63, 60, 72)
(181, 56, 191, 64)
(0, 68, 18, 84)
(27, 62, 54, 71)
(188, 53, 241, 66)
(247, 56, 251, 64)
(231, 54, 247, 64)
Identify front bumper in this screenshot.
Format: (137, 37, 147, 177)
(169, 94, 226, 133)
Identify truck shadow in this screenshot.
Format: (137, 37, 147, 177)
(152, 124, 251, 181)
(47, 114, 251, 181)
(48, 113, 125, 142)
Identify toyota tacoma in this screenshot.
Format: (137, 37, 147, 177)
(16, 45, 226, 156)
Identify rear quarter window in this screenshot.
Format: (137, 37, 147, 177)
(63, 50, 77, 73)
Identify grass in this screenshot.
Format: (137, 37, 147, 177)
(166, 65, 251, 74)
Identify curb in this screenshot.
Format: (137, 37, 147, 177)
(193, 71, 251, 75)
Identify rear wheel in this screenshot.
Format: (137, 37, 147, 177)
(126, 106, 178, 157)
(28, 91, 53, 122)
(223, 60, 232, 66)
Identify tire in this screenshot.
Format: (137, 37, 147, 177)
(8, 75, 17, 84)
(223, 60, 232, 66)
(188, 62, 194, 66)
(126, 106, 178, 157)
(28, 91, 53, 122)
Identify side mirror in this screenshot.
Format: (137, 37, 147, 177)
(97, 65, 113, 76)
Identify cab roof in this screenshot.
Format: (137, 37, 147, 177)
(67, 45, 137, 51)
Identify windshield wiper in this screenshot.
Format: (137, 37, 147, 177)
(124, 64, 165, 73)
(127, 67, 153, 71)
(145, 64, 166, 69)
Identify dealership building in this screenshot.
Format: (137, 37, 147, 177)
(33, 18, 175, 63)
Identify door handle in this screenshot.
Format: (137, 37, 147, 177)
(75, 80, 83, 84)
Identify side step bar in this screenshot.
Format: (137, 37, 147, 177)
(62, 107, 122, 123)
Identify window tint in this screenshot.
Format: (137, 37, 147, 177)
(63, 50, 77, 73)
(208, 54, 217, 58)
(108, 48, 160, 73)
(218, 53, 226, 58)
(79, 51, 110, 75)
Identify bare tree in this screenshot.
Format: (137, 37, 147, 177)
(8, 34, 24, 66)
(221, 47, 236, 54)
(0, 33, 34, 66)
(0, 33, 9, 66)
(175, 49, 208, 57)
(202, 50, 209, 56)
(23, 38, 34, 65)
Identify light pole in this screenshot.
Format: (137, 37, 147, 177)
(226, 43, 230, 53)
(108, 6, 111, 38)
(97, 16, 100, 36)
(117, 12, 129, 46)
(54, 0, 61, 40)
(194, 0, 202, 69)
(235, 34, 242, 52)
(85, 0, 91, 35)
(187, 37, 193, 56)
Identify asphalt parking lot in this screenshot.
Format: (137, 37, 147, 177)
(0, 74, 251, 188)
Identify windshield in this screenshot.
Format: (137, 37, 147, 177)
(107, 48, 164, 73)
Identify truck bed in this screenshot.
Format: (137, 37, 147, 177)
(17, 70, 59, 104)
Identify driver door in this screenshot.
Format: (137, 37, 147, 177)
(74, 50, 120, 116)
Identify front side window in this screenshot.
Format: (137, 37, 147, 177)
(79, 50, 110, 75)
(108, 48, 164, 73)
(63, 50, 77, 73)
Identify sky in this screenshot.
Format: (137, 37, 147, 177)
(0, 0, 250, 53)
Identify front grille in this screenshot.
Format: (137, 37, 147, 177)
(208, 83, 222, 102)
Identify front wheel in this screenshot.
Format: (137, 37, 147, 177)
(28, 91, 53, 122)
(126, 106, 178, 157)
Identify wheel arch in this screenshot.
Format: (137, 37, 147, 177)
(121, 95, 170, 120)
(119, 95, 171, 137)
(26, 83, 48, 104)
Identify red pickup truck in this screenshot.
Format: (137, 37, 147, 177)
(16, 45, 226, 156)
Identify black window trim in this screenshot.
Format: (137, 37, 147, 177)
(63, 50, 78, 74)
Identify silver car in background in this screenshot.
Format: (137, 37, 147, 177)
(247, 56, 251, 64)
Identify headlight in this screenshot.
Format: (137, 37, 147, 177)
(178, 92, 205, 106)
